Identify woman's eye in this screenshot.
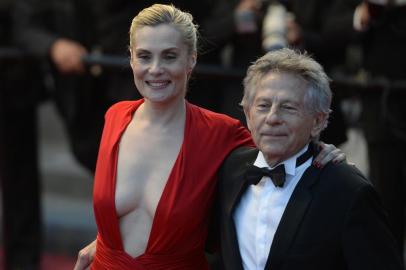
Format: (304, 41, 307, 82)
(164, 53, 177, 60)
(137, 54, 150, 60)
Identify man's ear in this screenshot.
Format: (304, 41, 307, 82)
(244, 106, 252, 132)
(311, 113, 328, 138)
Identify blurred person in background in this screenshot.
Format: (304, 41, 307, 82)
(216, 0, 264, 124)
(13, 0, 104, 172)
(282, 0, 350, 146)
(0, 0, 42, 268)
(324, 0, 406, 254)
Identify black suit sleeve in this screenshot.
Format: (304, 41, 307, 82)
(13, 0, 59, 57)
(341, 184, 404, 269)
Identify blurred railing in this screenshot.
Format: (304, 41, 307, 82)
(0, 47, 27, 59)
(0, 47, 246, 80)
(1, 46, 406, 91)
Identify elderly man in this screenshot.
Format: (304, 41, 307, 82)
(217, 48, 403, 270)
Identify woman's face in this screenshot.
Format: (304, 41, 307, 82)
(130, 24, 196, 105)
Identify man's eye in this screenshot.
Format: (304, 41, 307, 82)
(257, 103, 270, 110)
(281, 104, 295, 110)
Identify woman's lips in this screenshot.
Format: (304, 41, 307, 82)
(146, 80, 171, 88)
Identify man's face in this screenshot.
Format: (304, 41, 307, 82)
(245, 72, 325, 166)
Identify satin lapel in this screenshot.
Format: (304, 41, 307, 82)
(265, 165, 321, 270)
(226, 148, 258, 269)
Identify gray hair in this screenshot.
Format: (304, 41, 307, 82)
(241, 48, 332, 119)
(129, 4, 198, 55)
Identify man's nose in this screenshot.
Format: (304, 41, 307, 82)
(265, 105, 282, 125)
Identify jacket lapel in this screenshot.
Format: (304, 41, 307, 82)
(224, 148, 258, 269)
(265, 165, 322, 270)
(228, 160, 257, 219)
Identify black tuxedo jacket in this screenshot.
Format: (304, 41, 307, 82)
(217, 147, 404, 270)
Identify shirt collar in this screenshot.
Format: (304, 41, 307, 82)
(253, 144, 310, 177)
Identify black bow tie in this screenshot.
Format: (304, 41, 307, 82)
(245, 143, 315, 187)
(246, 164, 286, 187)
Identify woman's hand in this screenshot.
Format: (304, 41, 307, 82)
(73, 239, 97, 270)
(313, 142, 346, 168)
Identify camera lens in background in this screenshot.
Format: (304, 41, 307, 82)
(262, 3, 287, 51)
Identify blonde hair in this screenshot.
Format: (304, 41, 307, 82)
(129, 4, 198, 55)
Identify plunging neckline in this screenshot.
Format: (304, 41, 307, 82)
(112, 100, 190, 259)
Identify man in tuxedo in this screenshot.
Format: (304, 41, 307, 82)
(217, 48, 403, 270)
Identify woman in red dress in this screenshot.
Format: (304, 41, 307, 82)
(74, 4, 344, 270)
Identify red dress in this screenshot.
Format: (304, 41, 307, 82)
(92, 99, 253, 269)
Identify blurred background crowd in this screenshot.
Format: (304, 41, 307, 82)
(0, 0, 405, 269)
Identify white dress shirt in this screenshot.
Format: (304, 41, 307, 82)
(233, 144, 312, 270)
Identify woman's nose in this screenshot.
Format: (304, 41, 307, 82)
(149, 59, 163, 74)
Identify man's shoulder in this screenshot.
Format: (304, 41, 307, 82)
(219, 147, 258, 182)
(224, 146, 258, 167)
(318, 162, 372, 193)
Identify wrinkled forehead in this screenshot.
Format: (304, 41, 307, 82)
(258, 71, 308, 92)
